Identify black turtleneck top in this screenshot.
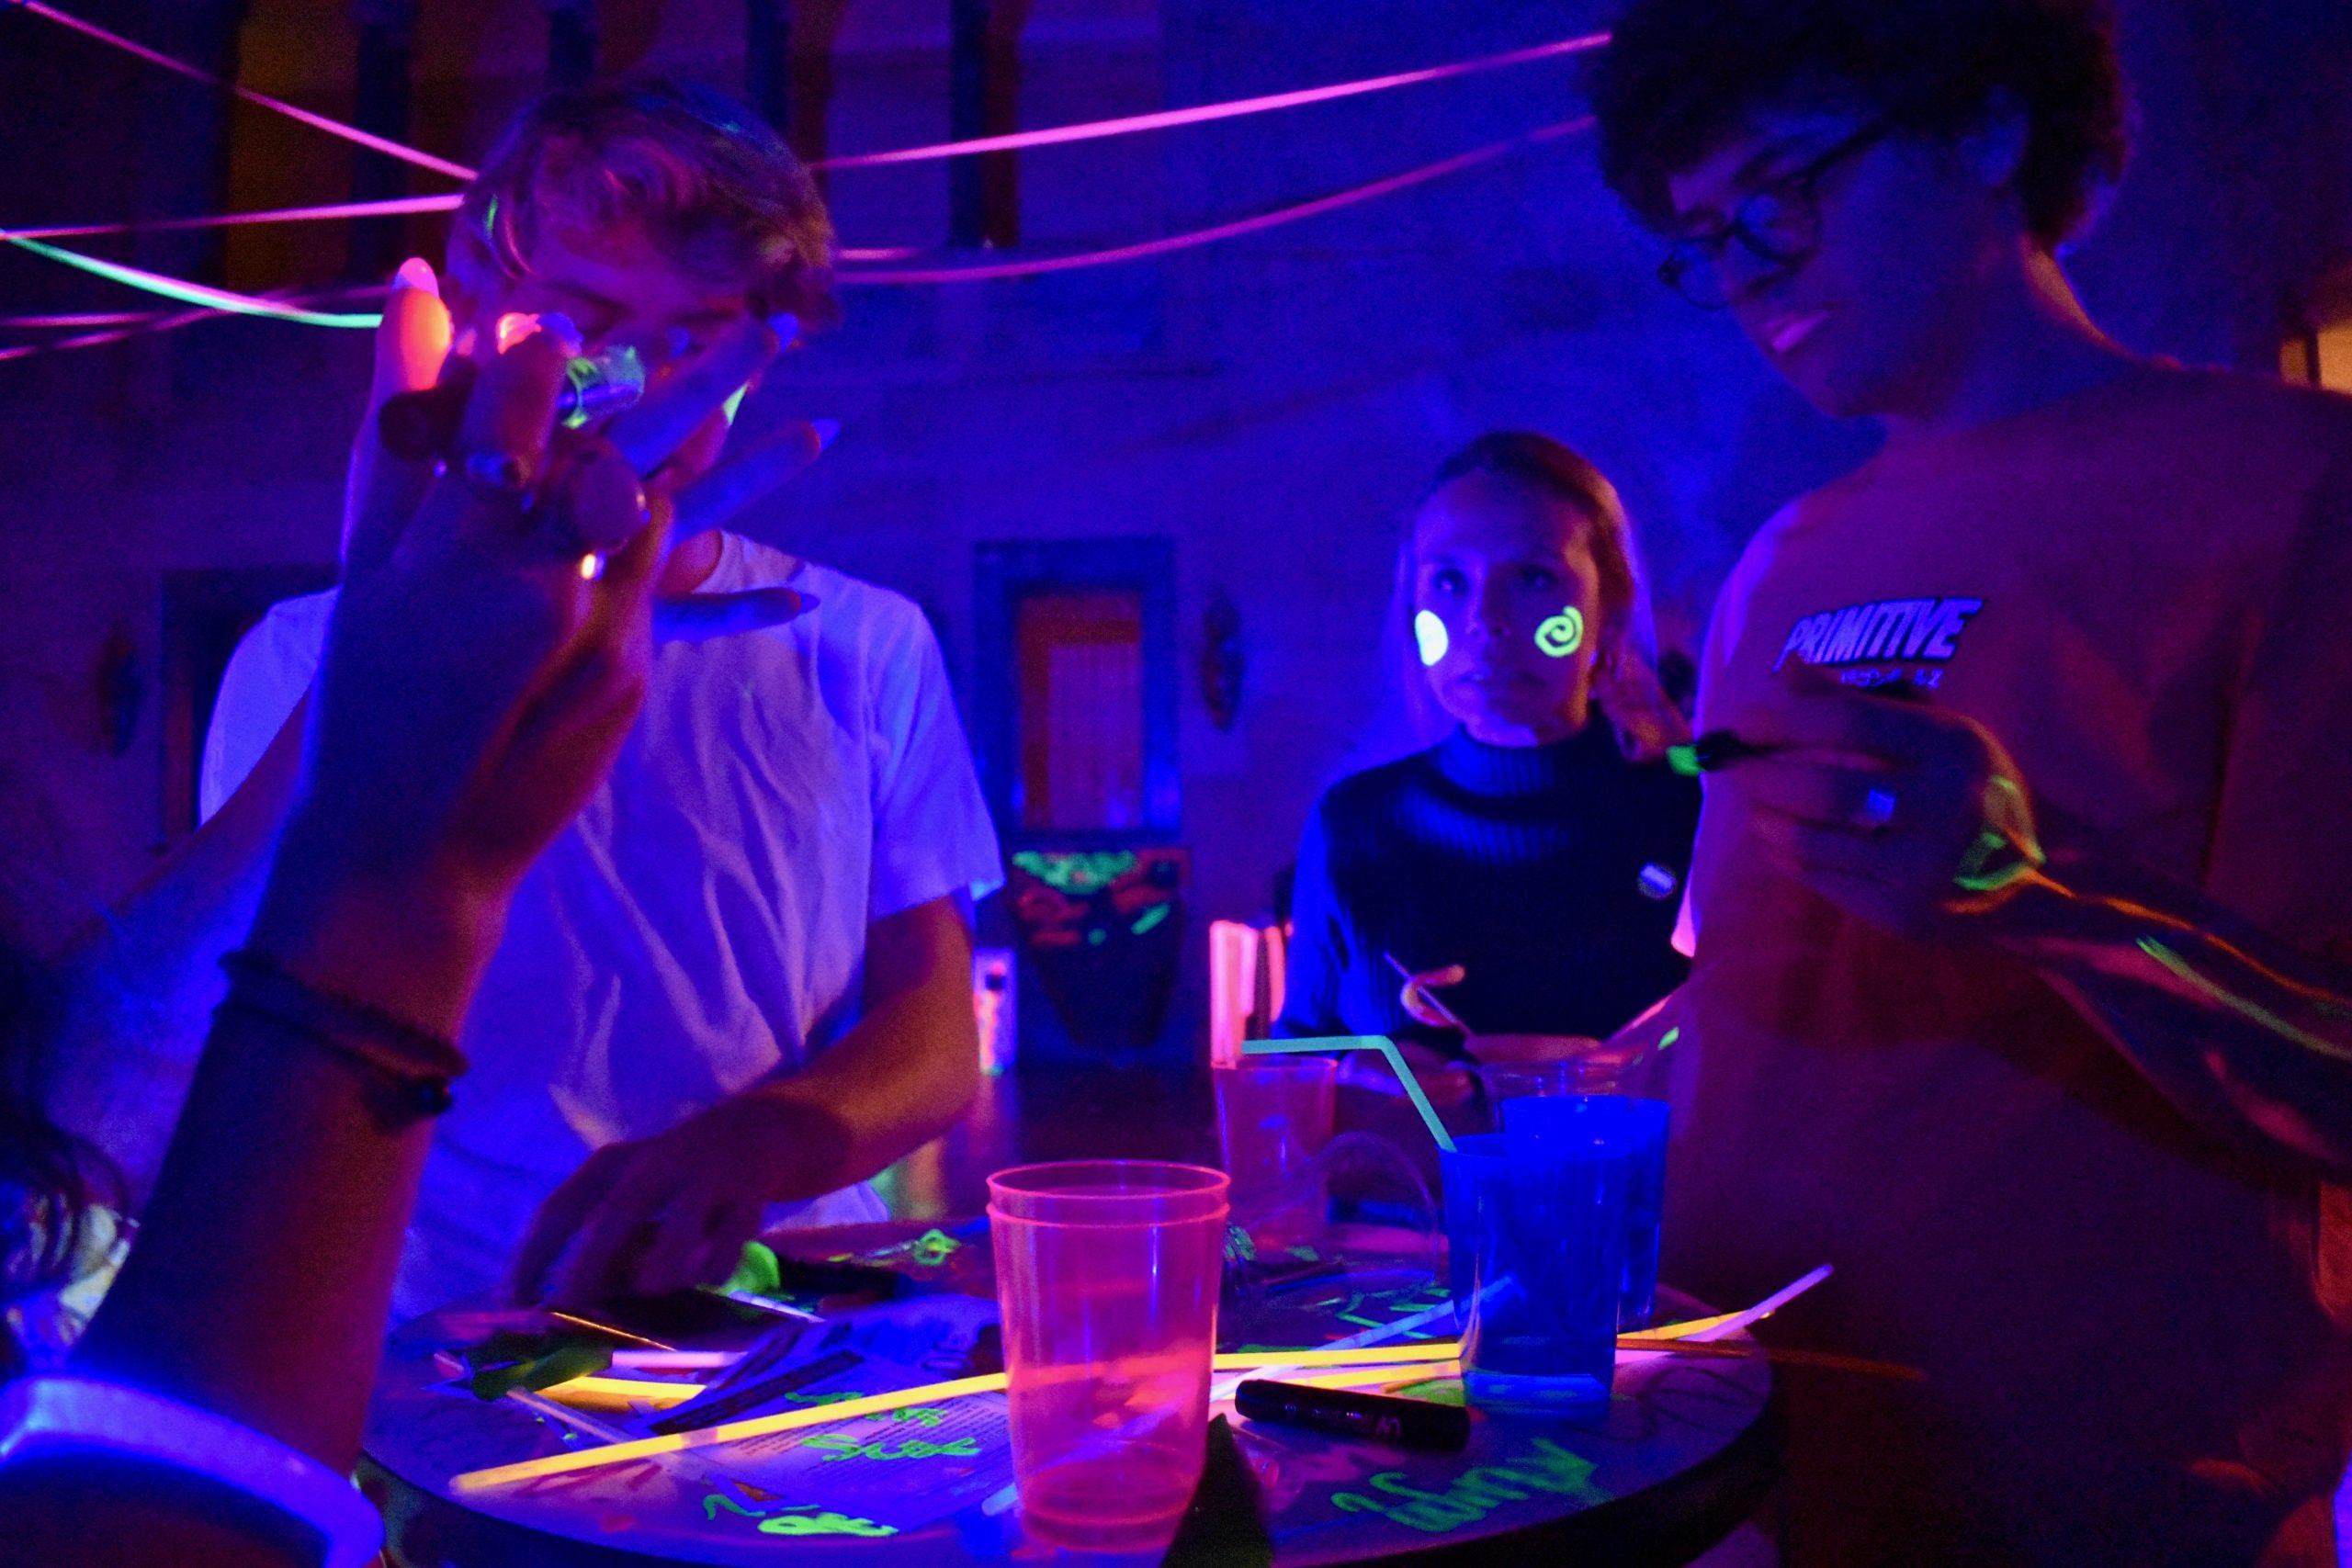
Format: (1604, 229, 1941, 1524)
(1276, 723, 1701, 1054)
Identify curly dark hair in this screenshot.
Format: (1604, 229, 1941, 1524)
(1589, 0, 2133, 248)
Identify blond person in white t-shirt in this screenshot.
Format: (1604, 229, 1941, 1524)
(117, 79, 1001, 1317)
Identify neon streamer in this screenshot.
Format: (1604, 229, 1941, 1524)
(841, 119, 1589, 285)
(813, 33, 1608, 168)
(1535, 605, 1584, 658)
(14, 1, 474, 180)
(0, 308, 209, 361)
(0, 234, 380, 327)
(6, 194, 466, 241)
(19, 0, 1597, 182)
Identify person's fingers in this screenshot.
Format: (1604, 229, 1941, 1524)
(373, 259, 452, 405)
(699, 1201, 770, 1289)
(630, 1190, 741, 1298)
(450, 324, 573, 523)
(605, 317, 781, 475)
(506, 1145, 638, 1303)
(548, 441, 654, 554)
(1399, 987, 1455, 1031)
(1737, 755, 1899, 831)
(670, 420, 826, 545)
(344, 264, 456, 572)
(1419, 964, 1467, 990)
(652, 587, 814, 644)
(1738, 670, 1949, 763)
(550, 1159, 684, 1307)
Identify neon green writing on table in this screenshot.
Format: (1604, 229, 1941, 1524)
(1329, 1439, 1610, 1534)
(704, 1494, 899, 1536)
(758, 1511, 899, 1538)
(801, 1433, 981, 1462)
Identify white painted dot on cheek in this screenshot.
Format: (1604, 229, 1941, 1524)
(722, 384, 749, 426)
(1414, 610, 1451, 668)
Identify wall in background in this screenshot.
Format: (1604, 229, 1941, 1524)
(4, 1, 2349, 1049)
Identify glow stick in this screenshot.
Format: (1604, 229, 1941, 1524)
(1244, 1034, 1456, 1152)
(450, 1372, 1011, 1491)
(815, 34, 1607, 167)
(545, 1342, 1465, 1412)
(16, 1, 474, 180)
(0, 234, 379, 328)
(1679, 1264, 1832, 1342)
(841, 120, 1588, 287)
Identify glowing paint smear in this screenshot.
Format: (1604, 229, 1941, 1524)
(1414, 611, 1451, 668)
(1535, 606, 1584, 659)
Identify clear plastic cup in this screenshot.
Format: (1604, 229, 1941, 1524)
(1214, 1056, 1337, 1249)
(989, 1160, 1230, 1552)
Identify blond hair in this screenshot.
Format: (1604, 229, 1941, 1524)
(458, 75, 837, 325)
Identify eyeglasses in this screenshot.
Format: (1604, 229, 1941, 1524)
(1657, 121, 1893, 310)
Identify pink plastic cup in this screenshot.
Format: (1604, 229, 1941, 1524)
(1214, 1057, 1337, 1248)
(989, 1160, 1230, 1552)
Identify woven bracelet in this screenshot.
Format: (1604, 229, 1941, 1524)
(219, 948, 468, 1122)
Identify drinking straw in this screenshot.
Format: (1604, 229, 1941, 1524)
(1382, 952, 1476, 1035)
(1242, 1036, 1454, 1153)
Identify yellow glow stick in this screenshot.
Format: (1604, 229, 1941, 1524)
(540, 1342, 1466, 1413)
(1215, 1342, 1459, 1370)
(454, 1373, 1012, 1491)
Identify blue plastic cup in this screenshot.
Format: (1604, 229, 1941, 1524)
(1441, 1134, 1503, 1307)
(1440, 1127, 1631, 1413)
(1504, 1095, 1669, 1329)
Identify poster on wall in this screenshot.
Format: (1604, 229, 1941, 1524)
(1002, 847, 1187, 1055)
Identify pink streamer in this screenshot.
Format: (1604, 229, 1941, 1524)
(22, 0, 1598, 183)
(839, 118, 1590, 285)
(813, 34, 1608, 168)
(17, 1, 475, 180)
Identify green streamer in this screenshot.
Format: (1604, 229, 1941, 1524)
(4, 233, 380, 329)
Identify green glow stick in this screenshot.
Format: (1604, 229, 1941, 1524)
(1243, 1034, 1455, 1152)
(3, 234, 380, 329)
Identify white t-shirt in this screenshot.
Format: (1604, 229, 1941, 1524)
(200, 536, 1003, 1318)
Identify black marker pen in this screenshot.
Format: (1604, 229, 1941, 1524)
(1234, 1379, 1470, 1451)
(1667, 729, 1779, 777)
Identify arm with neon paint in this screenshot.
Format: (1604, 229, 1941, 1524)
(1725, 471, 2352, 1175)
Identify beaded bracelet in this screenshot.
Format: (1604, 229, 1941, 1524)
(219, 948, 468, 1125)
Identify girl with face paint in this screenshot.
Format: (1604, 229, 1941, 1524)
(1275, 434, 1701, 1150)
